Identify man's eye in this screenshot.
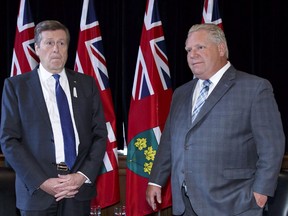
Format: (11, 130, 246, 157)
(197, 45, 206, 50)
(45, 41, 54, 46)
(57, 41, 66, 46)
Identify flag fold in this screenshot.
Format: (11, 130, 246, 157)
(126, 0, 172, 215)
(75, 0, 120, 208)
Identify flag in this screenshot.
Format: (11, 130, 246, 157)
(10, 0, 39, 76)
(126, 0, 172, 215)
(202, 0, 223, 29)
(74, 0, 120, 208)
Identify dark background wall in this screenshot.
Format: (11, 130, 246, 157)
(0, 0, 287, 151)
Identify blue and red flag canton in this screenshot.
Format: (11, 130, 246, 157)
(132, 0, 171, 101)
(202, 0, 223, 29)
(75, 0, 109, 91)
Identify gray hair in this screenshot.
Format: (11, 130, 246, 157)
(34, 20, 70, 46)
(187, 23, 229, 58)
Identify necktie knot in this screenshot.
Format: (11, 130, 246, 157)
(52, 74, 60, 82)
(202, 79, 211, 88)
(192, 79, 212, 122)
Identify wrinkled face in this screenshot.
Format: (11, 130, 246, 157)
(35, 29, 68, 74)
(185, 29, 226, 80)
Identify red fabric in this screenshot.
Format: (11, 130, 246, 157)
(126, 0, 172, 215)
(11, 0, 39, 76)
(75, 0, 120, 208)
(202, 0, 223, 29)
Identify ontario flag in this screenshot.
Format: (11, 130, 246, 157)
(74, 0, 120, 208)
(126, 0, 172, 215)
(202, 0, 223, 29)
(10, 0, 39, 76)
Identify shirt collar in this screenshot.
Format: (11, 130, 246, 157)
(198, 61, 231, 86)
(209, 61, 231, 85)
(38, 63, 66, 81)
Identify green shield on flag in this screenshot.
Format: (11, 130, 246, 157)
(127, 129, 159, 178)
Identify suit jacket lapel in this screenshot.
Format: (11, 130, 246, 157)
(65, 69, 82, 158)
(66, 69, 79, 129)
(26, 69, 52, 130)
(191, 66, 236, 127)
(187, 79, 198, 128)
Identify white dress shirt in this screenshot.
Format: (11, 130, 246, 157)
(191, 61, 231, 114)
(38, 64, 80, 164)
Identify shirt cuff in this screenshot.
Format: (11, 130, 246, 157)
(77, 171, 92, 184)
(148, 182, 162, 188)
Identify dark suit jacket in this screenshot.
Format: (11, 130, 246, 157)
(149, 65, 285, 215)
(0, 68, 107, 211)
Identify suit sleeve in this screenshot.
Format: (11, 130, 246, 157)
(0, 78, 48, 193)
(149, 93, 175, 186)
(74, 76, 107, 183)
(251, 79, 285, 196)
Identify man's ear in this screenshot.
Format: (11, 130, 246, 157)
(218, 42, 226, 57)
(35, 43, 39, 55)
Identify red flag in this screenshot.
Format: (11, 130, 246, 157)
(202, 0, 223, 29)
(74, 0, 120, 208)
(126, 0, 172, 215)
(11, 0, 39, 76)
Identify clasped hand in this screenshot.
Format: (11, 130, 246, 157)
(40, 173, 86, 201)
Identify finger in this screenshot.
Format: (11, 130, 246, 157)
(152, 202, 157, 211)
(55, 190, 69, 198)
(58, 174, 71, 181)
(55, 187, 79, 198)
(156, 192, 162, 204)
(66, 190, 79, 196)
(148, 196, 157, 211)
(55, 185, 79, 192)
(55, 195, 66, 202)
(56, 193, 76, 202)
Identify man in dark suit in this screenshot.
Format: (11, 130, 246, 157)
(146, 23, 285, 215)
(0, 20, 107, 216)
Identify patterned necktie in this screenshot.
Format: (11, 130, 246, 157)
(53, 74, 76, 169)
(192, 79, 212, 122)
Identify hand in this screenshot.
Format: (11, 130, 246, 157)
(253, 192, 267, 208)
(146, 185, 162, 211)
(53, 173, 86, 201)
(39, 177, 66, 196)
(40, 178, 77, 196)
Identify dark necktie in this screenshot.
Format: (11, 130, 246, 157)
(192, 79, 211, 122)
(53, 74, 76, 169)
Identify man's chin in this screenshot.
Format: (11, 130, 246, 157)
(48, 67, 64, 73)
